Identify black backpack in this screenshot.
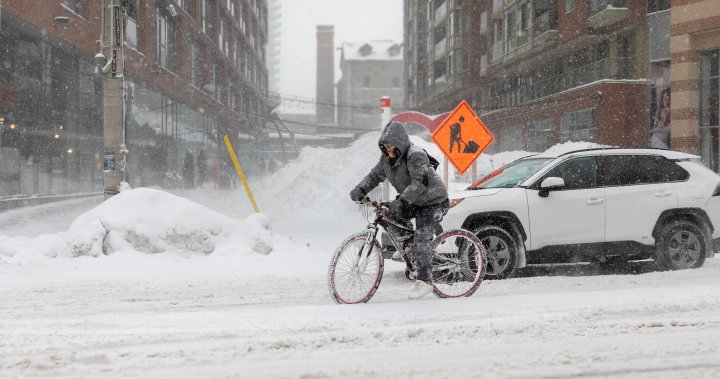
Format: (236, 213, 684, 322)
(421, 148, 440, 170)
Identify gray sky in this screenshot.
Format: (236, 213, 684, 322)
(277, 0, 403, 113)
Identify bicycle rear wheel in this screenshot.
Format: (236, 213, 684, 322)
(431, 228, 486, 298)
(327, 232, 384, 304)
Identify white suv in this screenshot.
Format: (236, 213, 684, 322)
(443, 148, 720, 279)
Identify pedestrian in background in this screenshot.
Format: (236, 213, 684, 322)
(183, 151, 195, 189)
(197, 149, 208, 187)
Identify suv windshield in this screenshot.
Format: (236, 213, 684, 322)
(472, 158, 553, 189)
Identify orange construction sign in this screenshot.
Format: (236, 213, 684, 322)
(432, 100, 494, 175)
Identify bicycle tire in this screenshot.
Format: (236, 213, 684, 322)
(327, 232, 384, 304)
(431, 228, 486, 298)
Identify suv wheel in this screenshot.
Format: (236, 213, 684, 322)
(472, 225, 518, 280)
(654, 220, 707, 271)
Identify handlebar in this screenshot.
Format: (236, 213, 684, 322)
(356, 196, 388, 210)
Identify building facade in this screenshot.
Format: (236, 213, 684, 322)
(337, 41, 404, 131)
(404, 0, 662, 155)
(316, 25, 336, 126)
(670, 0, 720, 173)
(267, 0, 281, 94)
(0, 0, 270, 196)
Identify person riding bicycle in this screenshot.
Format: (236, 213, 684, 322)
(349, 121, 449, 300)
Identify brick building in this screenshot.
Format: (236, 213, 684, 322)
(670, 0, 720, 173)
(337, 40, 404, 131)
(0, 0, 269, 196)
(404, 0, 664, 154)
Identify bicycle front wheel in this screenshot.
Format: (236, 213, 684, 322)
(431, 228, 486, 298)
(327, 232, 384, 304)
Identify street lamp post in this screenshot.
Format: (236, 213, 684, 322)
(98, 0, 127, 199)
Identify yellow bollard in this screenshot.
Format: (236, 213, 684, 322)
(223, 135, 260, 213)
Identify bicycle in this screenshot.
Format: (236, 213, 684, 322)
(327, 198, 486, 304)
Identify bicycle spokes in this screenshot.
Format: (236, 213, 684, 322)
(431, 230, 485, 298)
(328, 233, 384, 304)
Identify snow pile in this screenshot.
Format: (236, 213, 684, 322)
(0, 188, 273, 260)
(0, 134, 609, 264)
(255, 132, 381, 221)
(252, 134, 608, 221)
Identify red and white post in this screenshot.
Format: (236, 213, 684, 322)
(380, 97, 391, 201)
(381, 96, 391, 126)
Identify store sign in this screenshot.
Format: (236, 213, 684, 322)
(431, 100, 494, 175)
(111, 49, 117, 77)
(114, 5, 122, 47)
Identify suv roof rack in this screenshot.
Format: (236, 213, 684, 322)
(557, 147, 620, 157)
(556, 146, 679, 157)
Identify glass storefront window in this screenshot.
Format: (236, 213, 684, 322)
(500, 124, 524, 152)
(127, 82, 219, 188)
(561, 108, 596, 142)
(528, 118, 555, 152)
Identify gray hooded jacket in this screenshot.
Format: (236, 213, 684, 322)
(356, 122, 448, 206)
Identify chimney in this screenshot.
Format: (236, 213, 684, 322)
(316, 25, 335, 125)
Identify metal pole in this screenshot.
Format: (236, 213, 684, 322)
(224, 135, 260, 213)
(102, 0, 126, 199)
(380, 97, 391, 201)
(443, 157, 449, 188)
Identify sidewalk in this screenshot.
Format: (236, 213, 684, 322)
(0, 192, 103, 211)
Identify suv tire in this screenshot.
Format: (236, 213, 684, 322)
(472, 225, 518, 280)
(654, 220, 707, 271)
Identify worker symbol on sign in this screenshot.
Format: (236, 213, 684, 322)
(449, 117, 463, 153)
(448, 116, 479, 154)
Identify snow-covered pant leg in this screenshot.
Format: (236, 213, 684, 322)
(387, 206, 415, 245)
(413, 200, 449, 283)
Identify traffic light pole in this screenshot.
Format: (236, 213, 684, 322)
(100, 0, 127, 199)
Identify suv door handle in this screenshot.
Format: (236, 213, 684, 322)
(585, 198, 604, 205)
(654, 191, 673, 198)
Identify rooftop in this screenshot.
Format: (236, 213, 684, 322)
(341, 40, 403, 61)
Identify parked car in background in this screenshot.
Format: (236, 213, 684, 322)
(443, 148, 720, 279)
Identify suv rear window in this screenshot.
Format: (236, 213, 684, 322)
(600, 155, 689, 187)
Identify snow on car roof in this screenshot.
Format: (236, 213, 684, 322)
(557, 147, 700, 160)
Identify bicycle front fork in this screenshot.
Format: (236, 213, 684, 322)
(355, 226, 379, 272)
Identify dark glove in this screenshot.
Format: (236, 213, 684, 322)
(350, 187, 365, 202)
(389, 198, 407, 214)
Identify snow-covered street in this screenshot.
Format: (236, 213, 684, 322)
(3, 250, 720, 378)
(2, 136, 720, 378)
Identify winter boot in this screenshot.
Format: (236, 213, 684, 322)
(408, 280, 433, 300)
(392, 243, 414, 261)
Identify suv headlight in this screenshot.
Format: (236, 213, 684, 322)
(713, 183, 720, 197)
(449, 198, 464, 208)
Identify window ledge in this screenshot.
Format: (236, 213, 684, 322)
(586, 7, 629, 29)
(156, 65, 181, 79)
(60, 4, 87, 21)
(123, 42, 144, 57)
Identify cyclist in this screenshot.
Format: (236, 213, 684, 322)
(349, 121, 449, 299)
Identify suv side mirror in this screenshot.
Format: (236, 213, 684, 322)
(539, 177, 565, 198)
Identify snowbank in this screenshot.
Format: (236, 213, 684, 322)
(0, 188, 273, 260)
(255, 132, 381, 222)
(0, 135, 609, 265)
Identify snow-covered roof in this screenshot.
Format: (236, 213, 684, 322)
(558, 147, 699, 159)
(341, 41, 403, 61)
